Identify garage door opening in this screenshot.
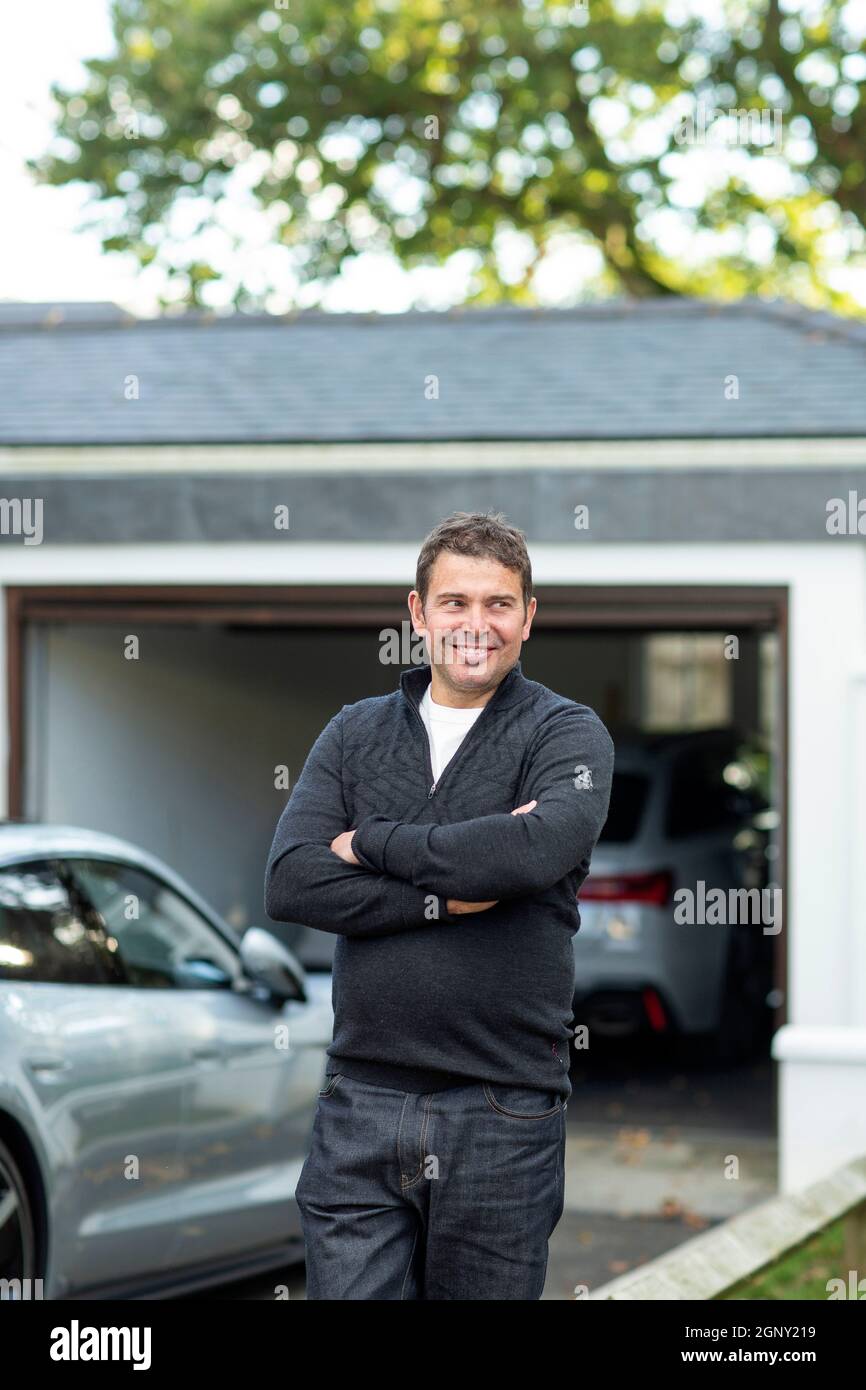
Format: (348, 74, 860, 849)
(7, 584, 787, 1058)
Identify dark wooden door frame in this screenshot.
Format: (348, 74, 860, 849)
(8, 582, 785, 629)
(5, 581, 789, 1033)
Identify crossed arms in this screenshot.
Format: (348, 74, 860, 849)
(263, 704, 614, 939)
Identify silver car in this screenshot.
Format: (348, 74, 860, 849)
(0, 823, 333, 1300)
(573, 728, 775, 1062)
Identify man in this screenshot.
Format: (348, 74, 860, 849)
(264, 511, 614, 1299)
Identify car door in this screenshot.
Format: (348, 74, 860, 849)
(0, 857, 187, 1295)
(67, 856, 331, 1274)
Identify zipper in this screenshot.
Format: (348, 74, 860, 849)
(405, 671, 511, 801)
(405, 700, 438, 798)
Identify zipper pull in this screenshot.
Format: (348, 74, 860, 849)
(428, 781, 437, 798)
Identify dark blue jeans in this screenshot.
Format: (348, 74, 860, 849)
(295, 1072, 567, 1300)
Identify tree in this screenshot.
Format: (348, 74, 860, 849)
(30, 0, 866, 313)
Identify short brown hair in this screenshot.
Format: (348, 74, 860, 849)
(415, 511, 533, 612)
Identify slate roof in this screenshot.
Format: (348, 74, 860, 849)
(1, 297, 864, 445)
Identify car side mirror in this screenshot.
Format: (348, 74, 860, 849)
(239, 926, 307, 1002)
(174, 956, 234, 989)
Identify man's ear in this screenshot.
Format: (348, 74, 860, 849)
(408, 590, 426, 631)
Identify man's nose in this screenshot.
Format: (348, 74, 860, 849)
(460, 608, 491, 627)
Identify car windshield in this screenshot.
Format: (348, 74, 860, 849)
(597, 771, 650, 843)
(665, 743, 769, 838)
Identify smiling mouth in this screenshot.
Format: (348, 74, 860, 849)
(449, 643, 497, 662)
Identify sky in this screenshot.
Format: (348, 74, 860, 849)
(0, 0, 479, 314)
(2, 0, 865, 316)
(0, 4, 142, 308)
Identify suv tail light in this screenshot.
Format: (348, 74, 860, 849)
(579, 870, 672, 907)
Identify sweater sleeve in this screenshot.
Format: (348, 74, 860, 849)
(264, 709, 456, 937)
(350, 706, 614, 901)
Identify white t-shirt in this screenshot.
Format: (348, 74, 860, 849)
(419, 684, 485, 784)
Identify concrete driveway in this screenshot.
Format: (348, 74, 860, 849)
(182, 1044, 776, 1301)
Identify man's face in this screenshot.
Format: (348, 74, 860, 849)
(408, 552, 536, 700)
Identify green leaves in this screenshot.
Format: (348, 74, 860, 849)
(30, 0, 866, 313)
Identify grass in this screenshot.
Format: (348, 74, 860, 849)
(719, 1218, 846, 1300)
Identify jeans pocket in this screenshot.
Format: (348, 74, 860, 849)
(482, 1081, 563, 1119)
(317, 1071, 344, 1098)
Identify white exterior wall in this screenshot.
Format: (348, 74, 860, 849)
(2, 538, 865, 1192)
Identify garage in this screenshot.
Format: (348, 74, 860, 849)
(2, 298, 865, 1200)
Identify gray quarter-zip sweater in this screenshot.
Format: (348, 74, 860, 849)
(264, 658, 614, 1099)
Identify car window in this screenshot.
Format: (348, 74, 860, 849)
(597, 772, 650, 843)
(665, 745, 760, 838)
(66, 858, 240, 990)
(0, 859, 116, 985)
